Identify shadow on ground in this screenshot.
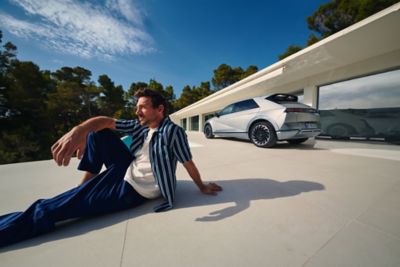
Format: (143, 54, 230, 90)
(213, 137, 326, 150)
(0, 178, 324, 252)
(175, 179, 325, 221)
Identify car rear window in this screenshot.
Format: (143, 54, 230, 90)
(265, 94, 298, 103)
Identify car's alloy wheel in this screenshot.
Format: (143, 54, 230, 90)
(249, 121, 277, 148)
(204, 124, 214, 139)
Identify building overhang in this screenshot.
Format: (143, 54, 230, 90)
(171, 3, 400, 120)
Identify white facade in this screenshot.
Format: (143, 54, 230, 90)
(170, 3, 400, 133)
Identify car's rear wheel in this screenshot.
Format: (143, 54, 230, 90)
(249, 121, 277, 148)
(204, 124, 214, 139)
(287, 138, 308, 145)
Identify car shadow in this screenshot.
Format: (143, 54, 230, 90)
(0, 178, 324, 251)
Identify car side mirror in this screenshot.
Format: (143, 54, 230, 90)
(215, 112, 220, 118)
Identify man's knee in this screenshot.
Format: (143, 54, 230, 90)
(87, 128, 117, 146)
(91, 128, 115, 139)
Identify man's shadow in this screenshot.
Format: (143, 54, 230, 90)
(175, 178, 325, 221)
(0, 178, 324, 251)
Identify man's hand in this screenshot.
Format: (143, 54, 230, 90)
(51, 116, 116, 166)
(200, 182, 223, 196)
(183, 160, 223, 196)
(51, 126, 87, 166)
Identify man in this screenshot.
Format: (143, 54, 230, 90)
(0, 88, 222, 247)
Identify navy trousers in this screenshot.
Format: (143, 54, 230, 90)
(0, 129, 146, 247)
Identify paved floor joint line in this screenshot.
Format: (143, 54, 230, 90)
(300, 217, 352, 267)
(119, 221, 129, 267)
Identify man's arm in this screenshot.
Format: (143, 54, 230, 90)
(51, 116, 116, 166)
(183, 160, 222, 195)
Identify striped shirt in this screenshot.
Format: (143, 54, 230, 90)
(115, 117, 192, 212)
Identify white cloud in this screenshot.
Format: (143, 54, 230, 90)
(0, 12, 55, 39)
(1, 0, 153, 59)
(105, 0, 144, 25)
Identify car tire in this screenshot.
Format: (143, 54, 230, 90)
(249, 121, 277, 148)
(204, 124, 214, 139)
(287, 138, 308, 145)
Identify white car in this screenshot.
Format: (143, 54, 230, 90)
(203, 94, 321, 147)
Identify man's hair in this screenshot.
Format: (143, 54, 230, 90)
(134, 88, 168, 114)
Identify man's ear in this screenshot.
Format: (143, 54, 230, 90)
(158, 104, 165, 115)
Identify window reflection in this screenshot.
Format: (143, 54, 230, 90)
(318, 69, 400, 144)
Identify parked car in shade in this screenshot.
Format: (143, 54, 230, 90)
(203, 94, 321, 147)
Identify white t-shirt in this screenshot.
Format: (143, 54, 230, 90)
(124, 128, 161, 199)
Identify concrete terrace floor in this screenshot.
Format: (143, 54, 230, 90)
(1, 132, 400, 267)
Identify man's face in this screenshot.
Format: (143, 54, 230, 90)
(135, 96, 163, 127)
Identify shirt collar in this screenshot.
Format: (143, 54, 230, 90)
(153, 116, 170, 133)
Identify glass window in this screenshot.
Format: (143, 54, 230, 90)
(219, 104, 234, 116)
(233, 99, 259, 113)
(190, 116, 199, 131)
(318, 69, 400, 143)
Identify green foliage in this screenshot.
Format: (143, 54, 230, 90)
(0, 30, 17, 117)
(1, 60, 55, 163)
(306, 33, 321, 46)
(307, 0, 398, 38)
(212, 64, 258, 91)
(277, 45, 303, 61)
(174, 85, 195, 111)
(279, 0, 398, 60)
(97, 74, 126, 117)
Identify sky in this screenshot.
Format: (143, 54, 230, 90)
(0, 0, 329, 97)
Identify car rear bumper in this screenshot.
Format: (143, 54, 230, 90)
(276, 129, 321, 140)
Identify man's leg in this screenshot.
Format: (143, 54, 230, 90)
(0, 129, 145, 247)
(79, 171, 96, 185)
(77, 129, 131, 184)
(0, 166, 146, 247)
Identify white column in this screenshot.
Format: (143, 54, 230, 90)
(198, 114, 204, 132)
(187, 117, 192, 131)
(303, 85, 318, 108)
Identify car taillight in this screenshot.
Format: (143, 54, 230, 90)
(285, 108, 317, 113)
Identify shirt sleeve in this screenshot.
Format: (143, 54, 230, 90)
(115, 119, 139, 134)
(172, 126, 192, 163)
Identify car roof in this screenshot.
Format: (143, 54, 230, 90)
(224, 94, 298, 108)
